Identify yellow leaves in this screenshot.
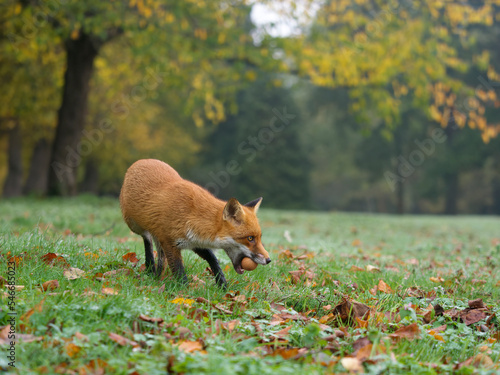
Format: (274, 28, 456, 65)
(65, 342, 81, 358)
(14, 3, 22, 15)
(217, 33, 226, 44)
(70, 29, 79, 40)
(430, 276, 444, 283)
(245, 70, 257, 82)
(165, 12, 175, 23)
(170, 298, 195, 307)
(194, 29, 208, 40)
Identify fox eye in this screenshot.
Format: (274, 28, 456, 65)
(247, 236, 255, 242)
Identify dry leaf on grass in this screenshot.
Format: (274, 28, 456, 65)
(341, 357, 364, 373)
(333, 298, 370, 325)
(64, 267, 85, 280)
(101, 287, 119, 295)
(177, 340, 203, 353)
(109, 332, 138, 347)
(138, 314, 164, 324)
(41, 280, 59, 292)
(122, 252, 139, 263)
(389, 323, 420, 341)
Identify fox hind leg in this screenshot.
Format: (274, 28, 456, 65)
(193, 248, 227, 289)
(142, 232, 156, 275)
(158, 240, 188, 284)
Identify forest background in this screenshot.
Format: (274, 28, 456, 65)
(1, 0, 500, 215)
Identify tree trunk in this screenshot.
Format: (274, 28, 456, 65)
(47, 32, 100, 196)
(444, 173, 459, 215)
(79, 158, 100, 194)
(3, 122, 23, 198)
(23, 138, 51, 196)
(396, 176, 404, 215)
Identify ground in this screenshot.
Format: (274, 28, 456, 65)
(0, 196, 499, 374)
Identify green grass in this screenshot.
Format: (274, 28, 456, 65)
(0, 196, 499, 374)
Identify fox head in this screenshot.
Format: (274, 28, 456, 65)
(220, 197, 271, 274)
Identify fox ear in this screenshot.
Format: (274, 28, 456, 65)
(244, 197, 263, 213)
(223, 198, 245, 225)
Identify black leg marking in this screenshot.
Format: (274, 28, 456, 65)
(142, 235, 156, 275)
(153, 236, 165, 278)
(193, 248, 227, 289)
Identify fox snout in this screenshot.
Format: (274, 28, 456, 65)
(256, 253, 272, 265)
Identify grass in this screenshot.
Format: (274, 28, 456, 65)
(0, 195, 499, 374)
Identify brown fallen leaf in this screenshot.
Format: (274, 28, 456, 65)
(333, 298, 370, 325)
(378, 279, 393, 293)
(177, 340, 203, 353)
(81, 358, 108, 375)
(122, 252, 139, 264)
(41, 280, 59, 292)
(138, 314, 164, 324)
(41, 253, 70, 268)
(351, 239, 362, 247)
(271, 347, 300, 359)
(461, 309, 488, 326)
(468, 299, 485, 309)
(389, 323, 420, 341)
(349, 265, 364, 272)
(103, 268, 131, 278)
(101, 287, 119, 295)
(274, 325, 292, 338)
(65, 342, 81, 358)
(64, 267, 86, 280)
(108, 332, 138, 347)
(75, 332, 89, 342)
(20, 298, 46, 322)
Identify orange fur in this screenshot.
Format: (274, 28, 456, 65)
(119, 159, 270, 287)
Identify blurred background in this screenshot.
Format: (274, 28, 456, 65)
(1, 0, 499, 214)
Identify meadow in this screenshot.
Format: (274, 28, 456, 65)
(0, 196, 499, 374)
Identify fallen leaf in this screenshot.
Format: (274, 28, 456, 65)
(138, 314, 164, 324)
(468, 299, 485, 309)
(103, 268, 131, 278)
(65, 343, 81, 358)
(177, 340, 203, 353)
(274, 325, 292, 338)
(41, 280, 59, 292)
(366, 265, 380, 273)
(351, 239, 362, 247)
(74, 332, 89, 342)
(108, 332, 138, 347)
(271, 347, 300, 359)
(81, 359, 108, 375)
(333, 298, 370, 325)
(20, 298, 45, 322)
(64, 267, 85, 280)
(461, 309, 487, 326)
(377, 279, 393, 294)
(389, 323, 420, 341)
(101, 287, 119, 295)
(430, 276, 444, 283)
(340, 357, 363, 373)
(349, 265, 364, 272)
(41, 253, 69, 268)
(122, 252, 139, 263)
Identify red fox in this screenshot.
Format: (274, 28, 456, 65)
(119, 159, 271, 288)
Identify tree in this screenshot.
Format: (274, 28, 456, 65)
(195, 74, 310, 209)
(7, 0, 278, 195)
